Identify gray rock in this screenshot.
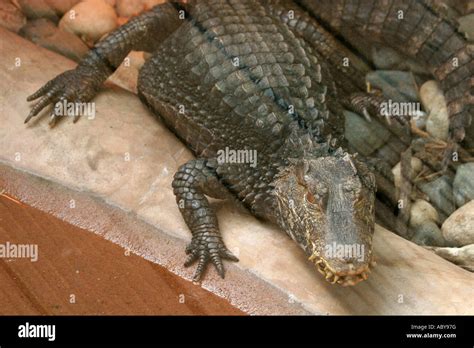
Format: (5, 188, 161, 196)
(344, 111, 391, 156)
(409, 199, 445, 247)
(445, 0, 474, 15)
(442, 201, 474, 247)
(371, 45, 429, 75)
(453, 163, 474, 207)
(0, 0, 26, 33)
(410, 221, 445, 247)
(419, 175, 456, 222)
(459, 14, 474, 41)
(366, 70, 419, 103)
(371, 46, 403, 70)
(18, 0, 59, 22)
(20, 18, 89, 62)
(373, 136, 406, 167)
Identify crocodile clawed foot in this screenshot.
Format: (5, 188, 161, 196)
(345, 92, 410, 126)
(25, 68, 98, 126)
(184, 235, 239, 282)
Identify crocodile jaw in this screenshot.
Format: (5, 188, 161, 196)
(272, 153, 377, 286)
(309, 253, 377, 286)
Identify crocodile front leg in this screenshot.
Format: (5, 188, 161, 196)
(25, 3, 182, 125)
(172, 159, 239, 281)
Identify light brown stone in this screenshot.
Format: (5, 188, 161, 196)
(0, 0, 26, 33)
(17, 0, 58, 21)
(410, 199, 439, 227)
(442, 200, 474, 247)
(419, 80, 449, 141)
(59, 0, 117, 43)
(391, 156, 423, 190)
(427, 244, 474, 272)
(45, 0, 81, 15)
(20, 18, 89, 62)
(116, 0, 165, 17)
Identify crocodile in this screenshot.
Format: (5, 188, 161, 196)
(25, 0, 473, 286)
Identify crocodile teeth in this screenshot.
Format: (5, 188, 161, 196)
(361, 272, 368, 280)
(325, 271, 333, 280)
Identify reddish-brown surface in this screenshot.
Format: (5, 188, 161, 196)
(0, 194, 244, 315)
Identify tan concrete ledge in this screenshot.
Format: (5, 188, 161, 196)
(1, 28, 472, 314)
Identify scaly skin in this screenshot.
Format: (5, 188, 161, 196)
(137, 0, 376, 284)
(267, 0, 372, 95)
(25, 0, 466, 285)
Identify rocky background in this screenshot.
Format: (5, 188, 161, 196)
(0, 0, 473, 272)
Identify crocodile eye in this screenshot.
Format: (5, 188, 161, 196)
(314, 183, 328, 195)
(343, 182, 360, 193)
(306, 187, 327, 206)
(306, 192, 317, 204)
(343, 185, 353, 192)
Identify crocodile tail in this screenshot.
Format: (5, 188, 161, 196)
(298, 0, 473, 143)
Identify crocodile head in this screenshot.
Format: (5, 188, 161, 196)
(272, 151, 376, 286)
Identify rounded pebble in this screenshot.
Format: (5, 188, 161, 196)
(59, 0, 118, 43)
(442, 200, 474, 247)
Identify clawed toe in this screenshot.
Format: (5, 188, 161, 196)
(25, 69, 98, 126)
(184, 240, 239, 281)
